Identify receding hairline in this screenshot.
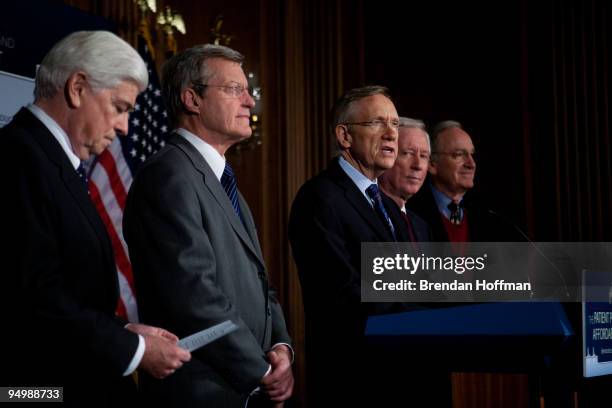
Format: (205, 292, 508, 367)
(433, 126, 474, 156)
(399, 125, 428, 138)
(343, 93, 395, 121)
(397, 116, 430, 150)
(437, 125, 470, 140)
(201, 57, 246, 81)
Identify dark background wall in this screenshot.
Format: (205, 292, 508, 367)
(2, 0, 610, 405)
(524, 0, 612, 241)
(363, 0, 527, 235)
(363, 0, 611, 243)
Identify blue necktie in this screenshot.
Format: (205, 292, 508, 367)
(76, 162, 89, 192)
(366, 184, 396, 240)
(221, 162, 243, 222)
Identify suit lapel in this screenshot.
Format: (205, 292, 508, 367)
(327, 159, 394, 241)
(383, 195, 411, 242)
(170, 134, 265, 269)
(237, 192, 265, 261)
(16, 109, 116, 267)
(423, 184, 450, 242)
(61, 166, 113, 253)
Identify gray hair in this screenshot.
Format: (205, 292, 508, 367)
(399, 116, 430, 151)
(330, 85, 393, 133)
(34, 31, 148, 100)
(161, 44, 244, 128)
(430, 120, 463, 161)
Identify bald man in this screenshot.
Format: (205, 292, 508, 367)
(407, 120, 522, 242)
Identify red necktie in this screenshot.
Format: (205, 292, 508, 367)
(401, 211, 420, 253)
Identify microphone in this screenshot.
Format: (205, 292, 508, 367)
(487, 209, 571, 300)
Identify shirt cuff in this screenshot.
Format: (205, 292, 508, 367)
(271, 342, 295, 364)
(123, 334, 145, 376)
(249, 344, 293, 395)
(250, 364, 272, 395)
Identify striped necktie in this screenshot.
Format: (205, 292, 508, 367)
(221, 162, 243, 222)
(366, 184, 396, 240)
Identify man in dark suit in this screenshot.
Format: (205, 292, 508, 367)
(123, 44, 294, 407)
(0, 31, 190, 407)
(288, 86, 431, 405)
(408, 120, 523, 242)
(407, 120, 528, 405)
(379, 116, 431, 238)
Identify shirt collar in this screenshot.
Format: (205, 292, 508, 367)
(27, 104, 80, 170)
(338, 156, 378, 206)
(176, 128, 226, 181)
(430, 183, 464, 220)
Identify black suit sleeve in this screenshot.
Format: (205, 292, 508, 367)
(289, 185, 362, 311)
(289, 183, 405, 330)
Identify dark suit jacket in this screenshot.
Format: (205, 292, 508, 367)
(289, 157, 429, 319)
(407, 182, 525, 242)
(123, 133, 291, 407)
(0, 109, 139, 406)
(288, 158, 430, 403)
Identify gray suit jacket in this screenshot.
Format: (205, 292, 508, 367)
(123, 133, 291, 406)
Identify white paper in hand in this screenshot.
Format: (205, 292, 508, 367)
(178, 320, 238, 352)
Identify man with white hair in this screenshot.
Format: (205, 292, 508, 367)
(0, 31, 190, 406)
(378, 117, 431, 238)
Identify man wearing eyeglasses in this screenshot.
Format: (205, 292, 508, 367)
(289, 86, 432, 405)
(408, 120, 520, 242)
(406, 120, 478, 241)
(123, 44, 294, 407)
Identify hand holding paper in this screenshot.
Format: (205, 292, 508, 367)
(178, 320, 239, 352)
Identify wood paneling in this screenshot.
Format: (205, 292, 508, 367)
(452, 373, 531, 408)
(57, 0, 612, 406)
(522, 0, 611, 241)
(61, 1, 360, 406)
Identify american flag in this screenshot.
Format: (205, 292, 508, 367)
(88, 36, 168, 322)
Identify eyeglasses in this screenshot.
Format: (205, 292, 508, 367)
(433, 150, 477, 161)
(342, 119, 401, 131)
(192, 82, 252, 98)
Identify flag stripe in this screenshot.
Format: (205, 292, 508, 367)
(88, 36, 169, 323)
(95, 150, 128, 209)
(89, 182, 136, 305)
(117, 269, 139, 323)
(115, 294, 128, 321)
(108, 137, 134, 197)
(90, 156, 131, 258)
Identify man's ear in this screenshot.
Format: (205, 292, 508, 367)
(335, 125, 352, 149)
(428, 159, 437, 175)
(181, 88, 201, 114)
(65, 71, 88, 109)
